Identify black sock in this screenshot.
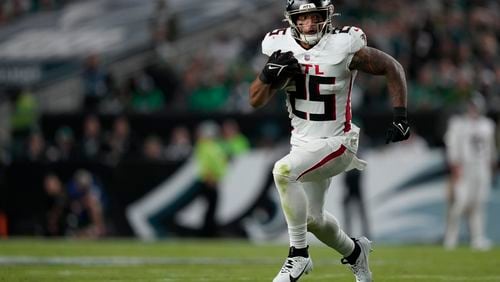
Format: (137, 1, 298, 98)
(345, 239, 361, 265)
(289, 246, 309, 258)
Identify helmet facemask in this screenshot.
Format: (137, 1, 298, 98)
(284, 4, 335, 46)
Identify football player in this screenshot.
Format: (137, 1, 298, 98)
(249, 1, 410, 281)
(443, 95, 497, 250)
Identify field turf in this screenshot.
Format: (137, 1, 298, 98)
(0, 239, 499, 281)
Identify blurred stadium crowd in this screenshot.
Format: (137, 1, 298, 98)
(2, 0, 499, 156)
(0, 0, 499, 237)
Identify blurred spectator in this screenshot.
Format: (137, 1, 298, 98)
(66, 169, 106, 238)
(10, 88, 38, 143)
(402, 12, 438, 78)
(104, 115, 134, 165)
(142, 134, 165, 161)
(80, 114, 104, 161)
(221, 119, 250, 158)
(193, 121, 228, 237)
(188, 85, 230, 112)
(443, 95, 497, 250)
(128, 73, 166, 113)
(81, 53, 114, 112)
(164, 125, 192, 161)
(151, 0, 178, 44)
(146, 0, 182, 113)
(19, 130, 48, 163)
(183, 51, 231, 112)
(408, 64, 441, 111)
(181, 54, 204, 92)
(42, 173, 67, 236)
(97, 73, 125, 115)
(46, 126, 78, 162)
(144, 62, 180, 105)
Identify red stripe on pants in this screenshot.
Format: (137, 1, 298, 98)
(296, 145, 347, 181)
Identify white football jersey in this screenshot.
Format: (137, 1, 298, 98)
(445, 115, 497, 166)
(262, 26, 367, 144)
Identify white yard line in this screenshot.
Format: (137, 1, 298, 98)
(0, 256, 350, 266)
(0, 256, 278, 266)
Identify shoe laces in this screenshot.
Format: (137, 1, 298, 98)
(341, 258, 364, 275)
(280, 258, 295, 273)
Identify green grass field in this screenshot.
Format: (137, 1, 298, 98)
(0, 239, 499, 281)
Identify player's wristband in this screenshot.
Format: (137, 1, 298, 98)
(393, 107, 407, 120)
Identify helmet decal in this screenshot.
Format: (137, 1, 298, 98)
(299, 3, 317, 9)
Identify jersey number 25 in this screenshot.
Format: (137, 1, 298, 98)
(288, 75, 337, 121)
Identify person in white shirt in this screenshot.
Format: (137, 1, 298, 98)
(443, 95, 497, 250)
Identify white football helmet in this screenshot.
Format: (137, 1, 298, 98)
(284, 0, 336, 45)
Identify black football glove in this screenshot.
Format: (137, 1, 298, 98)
(385, 107, 411, 144)
(259, 50, 300, 86)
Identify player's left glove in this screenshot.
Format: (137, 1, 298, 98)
(385, 107, 411, 144)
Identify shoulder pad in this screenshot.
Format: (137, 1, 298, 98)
(333, 26, 367, 53)
(262, 28, 290, 56)
(266, 28, 288, 37)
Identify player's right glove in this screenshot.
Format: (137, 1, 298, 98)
(259, 50, 300, 88)
(385, 107, 411, 144)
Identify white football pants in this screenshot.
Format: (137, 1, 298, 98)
(272, 130, 366, 256)
(444, 163, 492, 248)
